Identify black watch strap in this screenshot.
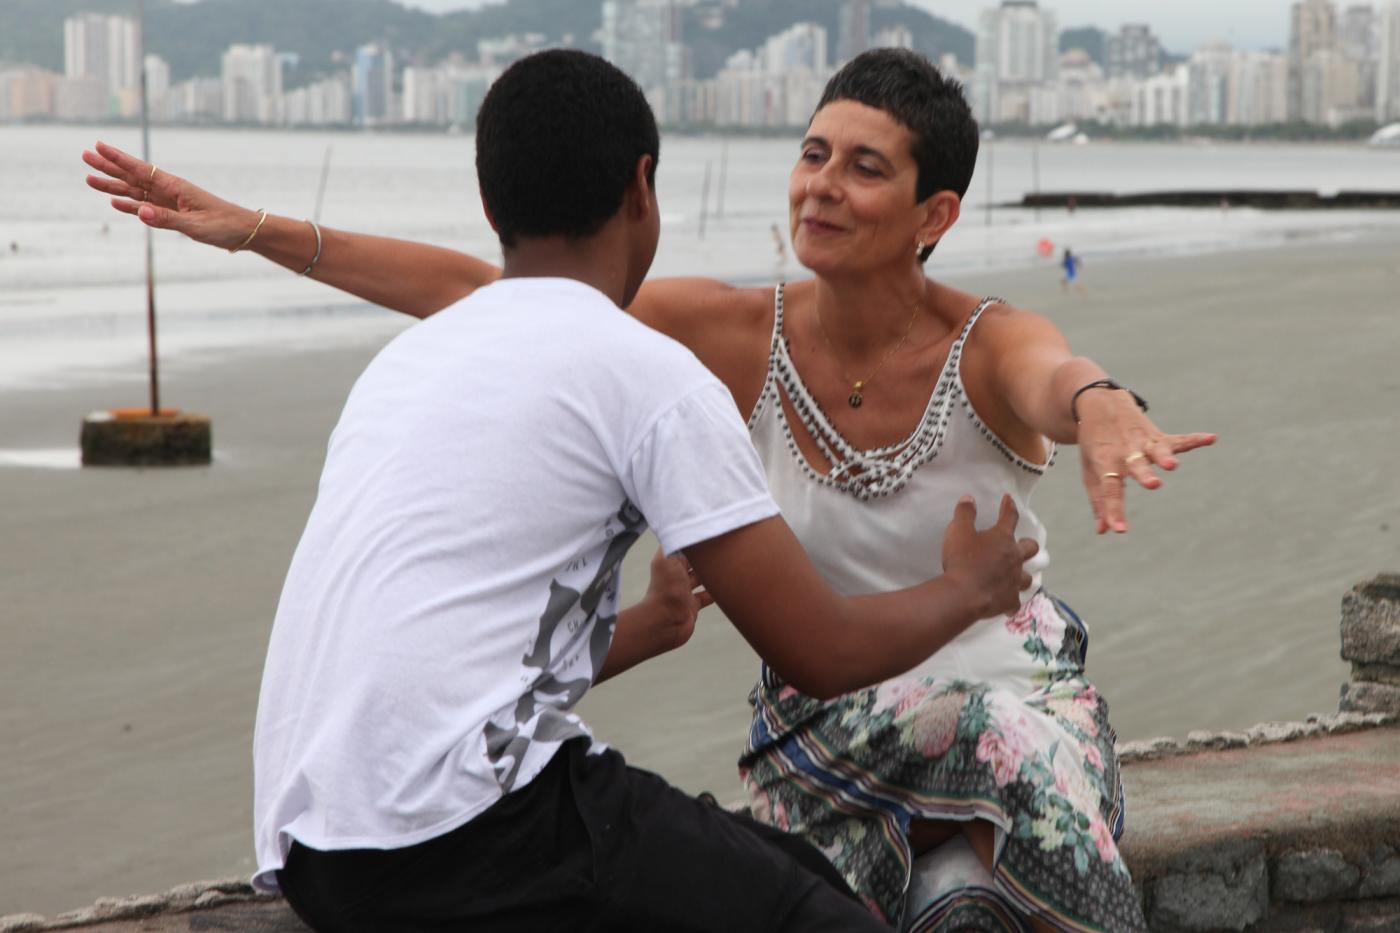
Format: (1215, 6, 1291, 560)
(1070, 379, 1149, 424)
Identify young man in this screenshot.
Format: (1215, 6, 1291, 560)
(244, 51, 1034, 931)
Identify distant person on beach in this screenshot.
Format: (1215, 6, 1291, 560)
(770, 222, 787, 265)
(85, 51, 1036, 932)
(87, 49, 1214, 932)
(1061, 247, 1084, 292)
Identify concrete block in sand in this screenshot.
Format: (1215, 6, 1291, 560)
(81, 408, 211, 466)
(1341, 576, 1400, 666)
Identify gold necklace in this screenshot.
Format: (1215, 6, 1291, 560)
(814, 287, 924, 409)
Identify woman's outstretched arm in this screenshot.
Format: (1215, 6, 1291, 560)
(978, 306, 1217, 535)
(83, 141, 498, 319)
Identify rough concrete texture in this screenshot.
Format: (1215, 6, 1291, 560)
(1148, 839, 1269, 930)
(80, 412, 212, 467)
(1118, 712, 1393, 764)
(1273, 850, 1361, 903)
(1357, 846, 1400, 899)
(1351, 663, 1400, 687)
(1340, 575, 1400, 666)
(8, 725, 1399, 932)
(1339, 681, 1400, 717)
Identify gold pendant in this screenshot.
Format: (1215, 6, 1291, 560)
(848, 381, 865, 408)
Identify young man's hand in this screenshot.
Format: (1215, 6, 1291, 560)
(940, 496, 1039, 619)
(595, 548, 713, 685)
(639, 547, 713, 653)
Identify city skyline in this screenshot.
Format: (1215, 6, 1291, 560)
(7, 0, 1399, 132)
(383, 0, 1295, 52)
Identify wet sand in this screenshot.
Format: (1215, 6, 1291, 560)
(3, 233, 1399, 916)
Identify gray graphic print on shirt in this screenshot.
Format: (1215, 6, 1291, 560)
(484, 500, 647, 791)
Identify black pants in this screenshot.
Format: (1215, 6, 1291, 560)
(277, 739, 888, 932)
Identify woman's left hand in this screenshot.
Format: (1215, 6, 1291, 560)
(1075, 389, 1216, 534)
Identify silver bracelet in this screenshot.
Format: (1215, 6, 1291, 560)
(299, 220, 323, 277)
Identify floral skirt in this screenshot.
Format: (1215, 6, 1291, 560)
(738, 592, 1146, 932)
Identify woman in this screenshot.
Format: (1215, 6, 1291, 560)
(86, 49, 1212, 932)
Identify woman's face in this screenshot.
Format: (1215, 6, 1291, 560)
(788, 100, 930, 277)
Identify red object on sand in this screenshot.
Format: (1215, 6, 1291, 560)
(1036, 238, 1054, 257)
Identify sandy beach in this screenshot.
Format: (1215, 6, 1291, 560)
(3, 231, 1399, 916)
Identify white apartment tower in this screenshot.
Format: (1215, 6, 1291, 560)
(601, 0, 689, 92)
(221, 44, 282, 124)
(763, 23, 828, 74)
(975, 1, 1058, 122)
(1380, 1, 1400, 120)
(1289, 0, 1339, 120)
(63, 14, 141, 116)
(837, 0, 871, 64)
(1106, 24, 1164, 80)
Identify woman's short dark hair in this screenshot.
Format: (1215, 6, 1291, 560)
(816, 47, 979, 215)
(475, 50, 659, 248)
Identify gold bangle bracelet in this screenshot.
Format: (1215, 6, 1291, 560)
(229, 209, 268, 254)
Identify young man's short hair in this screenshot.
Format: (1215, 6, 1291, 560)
(475, 49, 660, 248)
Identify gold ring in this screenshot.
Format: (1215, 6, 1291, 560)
(1102, 471, 1122, 481)
(149, 164, 158, 181)
(1124, 452, 1147, 465)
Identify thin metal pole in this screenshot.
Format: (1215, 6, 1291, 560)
(1031, 137, 1041, 222)
(313, 144, 333, 223)
(985, 134, 994, 229)
(716, 137, 728, 218)
(138, 0, 159, 415)
(699, 160, 711, 239)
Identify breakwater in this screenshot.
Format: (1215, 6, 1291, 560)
(1015, 190, 1400, 209)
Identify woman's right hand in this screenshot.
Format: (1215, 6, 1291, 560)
(83, 141, 261, 250)
(940, 495, 1038, 619)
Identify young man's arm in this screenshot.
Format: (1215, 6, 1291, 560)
(685, 497, 1037, 700)
(595, 549, 711, 685)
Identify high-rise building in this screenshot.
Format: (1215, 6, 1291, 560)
(975, 1, 1058, 122)
(600, 0, 689, 92)
(1341, 4, 1379, 60)
(63, 14, 141, 117)
(762, 22, 828, 74)
(1380, 1, 1400, 120)
(353, 43, 395, 126)
(222, 44, 282, 124)
(1341, 4, 1379, 110)
(1230, 52, 1289, 125)
(837, 0, 871, 63)
(1106, 24, 1164, 80)
(1289, 0, 1339, 120)
(1188, 42, 1234, 125)
(873, 25, 915, 52)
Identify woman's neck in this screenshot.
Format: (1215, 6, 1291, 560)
(811, 265, 930, 356)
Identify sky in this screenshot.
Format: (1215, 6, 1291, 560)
(394, 0, 1294, 54)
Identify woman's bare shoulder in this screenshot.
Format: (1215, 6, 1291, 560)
(629, 277, 777, 346)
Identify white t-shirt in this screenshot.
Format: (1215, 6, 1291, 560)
(252, 277, 778, 892)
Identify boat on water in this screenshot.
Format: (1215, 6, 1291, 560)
(1046, 122, 1090, 145)
(1369, 123, 1400, 147)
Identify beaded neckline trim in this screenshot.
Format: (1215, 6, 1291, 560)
(750, 284, 1007, 501)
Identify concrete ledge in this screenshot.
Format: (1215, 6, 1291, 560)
(9, 720, 1398, 932)
(1120, 723, 1400, 931)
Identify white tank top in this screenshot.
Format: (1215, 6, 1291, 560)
(748, 284, 1055, 688)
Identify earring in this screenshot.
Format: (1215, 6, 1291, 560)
(915, 241, 924, 253)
